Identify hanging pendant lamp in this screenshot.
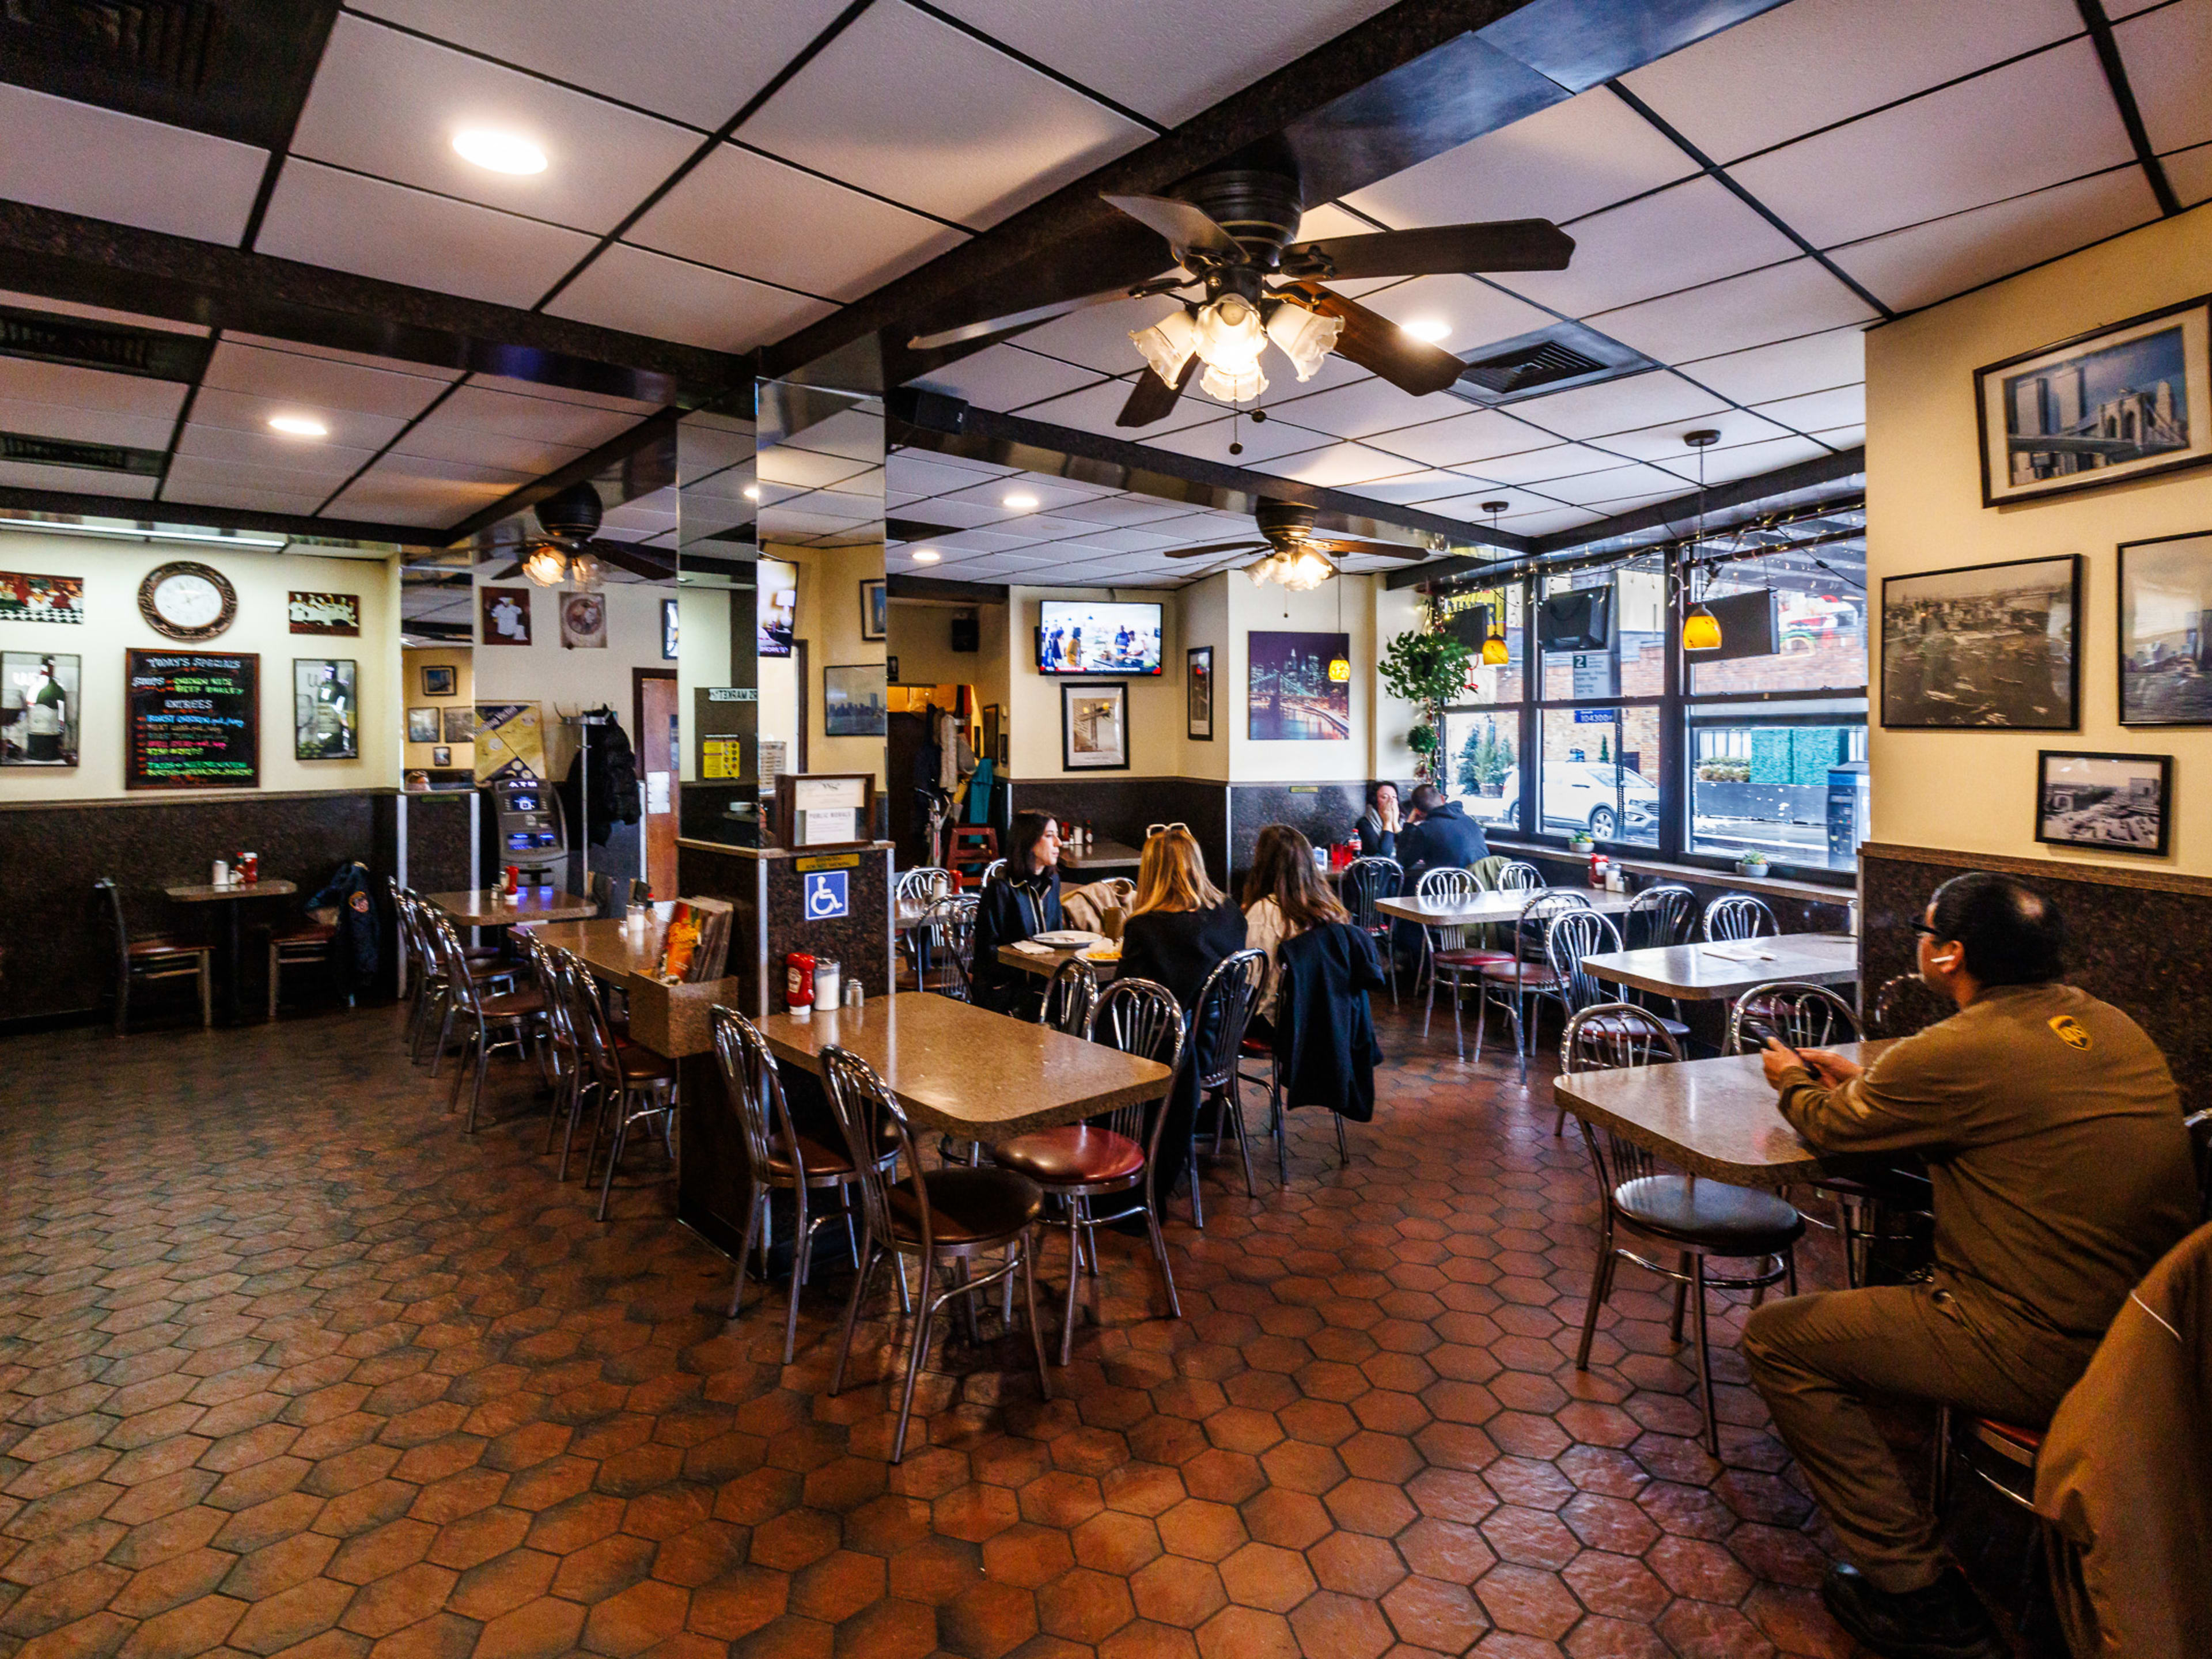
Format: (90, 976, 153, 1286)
(1479, 501, 1512, 664)
(1680, 431, 1724, 653)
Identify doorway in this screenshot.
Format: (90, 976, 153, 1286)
(634, 668, 679, 899)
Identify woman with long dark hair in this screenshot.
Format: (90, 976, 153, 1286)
(1358, 781, 1401, 859)
(1242, 824, 1349, 1039)
(968, 811, 1063, 1016)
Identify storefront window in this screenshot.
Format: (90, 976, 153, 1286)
(1688, 541, 1868, 695)
(1442, 707, 1521, 834)
(1539, 706, 1661, 846)
(1687, 707, 1867, 871)
(1437, 582, 1524, 704)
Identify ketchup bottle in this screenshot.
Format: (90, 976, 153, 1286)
(786, 952, 816, 1013)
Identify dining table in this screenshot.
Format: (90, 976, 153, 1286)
(426, 887, 599, 928)
(164, 878, 300, 1025)
(525, 906, 676, 984)
(998, 939, 1122, 982)
(1552, 1039, 1893, 1186)
(1376, 888, 1636, 928)
(1578, 931, 1860, 1002)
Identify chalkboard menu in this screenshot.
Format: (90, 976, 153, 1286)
(126, 649, 259, 790)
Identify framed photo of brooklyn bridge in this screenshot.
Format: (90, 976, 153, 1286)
(2119, 529, 2212, 725)
(1975, 297, 2211, 506)
(1881, 555, 2079, 730)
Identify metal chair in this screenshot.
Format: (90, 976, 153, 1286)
(711, 1005, 902, 1364)
(823, 1046, 1051, 1463)
(1100, 877, 1137, 906)
(513, 931, 577, 1163)
(1870, 972, 1952, 1038)
(1039, 956, 1098, 1035)
(1546, 911, 1686, 1132)
(1416, 868, 1514, 1056)
(402, 890, 513, 1065)
(572, 963, 678, 1220)
(1623, 883, 1698, 950)
(993, 978, 1189, 1363)
(1474, 890, 1591, 1080)
(913, 895, 979, 1000)
(95, 877, 211, 1034)
(1562, 1002, 1804, 1456)
(1340, 856, 1403, 1004)
(1187, 949, 1267, 1228)
(1703, 893, 1779, 941)
(427, 914, 546, 1133)
(896, 867, 955, 906)
(979, 857, 1007, 887)
(1494, 861, 1544, 892)
(1725, 981, 1862, 1055)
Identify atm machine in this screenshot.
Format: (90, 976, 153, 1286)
(491, 778, 567, 886)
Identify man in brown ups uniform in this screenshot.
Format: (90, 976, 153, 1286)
(1747, 872, 2196, 1659)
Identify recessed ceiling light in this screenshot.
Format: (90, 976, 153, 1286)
(452, 128, 547, 175)
(267, 415, 327, 438)
(1402, 318, 1451, 343)
(1002, 492, 1039, 510)
(911, 549, 941, 563)
(742, 485, 760, 501)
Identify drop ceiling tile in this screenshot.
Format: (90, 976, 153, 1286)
(1011, 377, 1158, 433)
(200, 340, 452, 423)
(412, 385, 643, 452)
(183, 388, 406, 461)
(1139, 415, 1331, 466)
(326, 455, 535, 528)
(255, 161, 599, 309)
(1472, 443, 1634, 486)
(1677, 327, 1866, 404)
(1728, 40, 2134, 249)
(0, 82, 264, 245)
(160, 457, 332, 515)
(0, 291, 207, 337)
(289, 16, 702, 235)
(1345, 85, 1698, 229)
(172, 421, 379, 486)
(2166, 142, 2212, 207)
(1649, 433, 1832, 484)
(1810, 423, 1866, 449)
(1619, 0, 2086, 164)
(1593, 259, 1878, 363)
(547, 243, 836, 351)
(1009, 292, 1188, 375)
(1749, 384, 1867, 432)
(885, 456, 1006, 499)
(0, 460, 157, 498)
(1039, 493, 1201, 528)
(1266, 377, 1467, 441)
(0, 396, 175, 453)
(391, 423, 588, 476)
(1492, 506, 1604, 535)
(1590, 408, 1797, 465)
(1506, 370, 1729, 441)
(1501, 177, 1801, 317)
(912, 346, 1103, 412)
(1524, 461, 1685, 506)
(470, 374, 665, 416)
(2116, 0, 2212, 155)
(1250, 442, 1427, 489)
(0, 360, 188, 422)
(934, 475, 1125, 517)
(1828, 167, 2159, 311)
(1366, 406, 1555, 468)
(1344, 469, 1494, 505)
(351, 0, 853, 130)
(1340, 276, 1557, 358)
(929, 0, 1394, 126)
(631, 143, 967, 302)
(736, 0, 1149, 228)
(1422, 484, 1573, 521)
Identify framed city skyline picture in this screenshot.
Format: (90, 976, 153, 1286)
(1248, 631, 1351, 741)
(824, 664, 887, 737)
(2119, 528, 2212, 725)
(1880, 555, 2080, 730)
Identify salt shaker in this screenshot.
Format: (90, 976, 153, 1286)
(844, 979, 864, 1009)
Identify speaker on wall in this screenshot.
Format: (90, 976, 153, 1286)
(950, 612, 978, 653)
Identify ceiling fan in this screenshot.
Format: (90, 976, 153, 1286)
(487, 482, 674, 585)
(908, 160, 1573, 430)
(1163, 499, 1431, 590)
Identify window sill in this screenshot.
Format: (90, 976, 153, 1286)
(1482, 839, 1856, 905)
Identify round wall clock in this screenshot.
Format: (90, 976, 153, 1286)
(138, 560, 237, 641)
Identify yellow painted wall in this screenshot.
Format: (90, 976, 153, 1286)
(400, 645, 471, 772)
(1866, 204, 2212, 874)
(1006, 585, 1185, 779)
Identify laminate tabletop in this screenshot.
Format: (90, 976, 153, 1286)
(165, 880, 299, 902)
(756, 992, 1169, 1143)
(1376, 888, 1634, 927)
(1553, 1040, 1893, 1185)
(527, 908, 676, 982)
(1061, 839, 1142, 870)
(426, 888, 598, 925)
(997, 941, 1121, 980)
(1580, 932, 1859, 1001)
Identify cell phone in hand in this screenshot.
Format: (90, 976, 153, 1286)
(1740, 1016, 1807, 1069)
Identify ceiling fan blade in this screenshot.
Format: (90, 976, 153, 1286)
(908, 282, 1164, 353)
(589, 539, 675, 581)
(1102, 193, 1243, 263)
(1317, 540, 1429, 560)
(1286, 282, 1464, 397)
(1115, 355, 1200, 428)
(1282, 219, 1575, 279)
(1165, 540, 1271, 559)
(490, 562, 525, 581)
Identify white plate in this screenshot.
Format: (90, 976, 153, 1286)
(1033, 930, 1101, 949)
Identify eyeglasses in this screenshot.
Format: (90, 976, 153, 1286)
(1910, 921, 1940, 938)
(1146, 822, 1190, 839)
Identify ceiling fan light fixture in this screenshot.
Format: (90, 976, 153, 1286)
(566, 551, 603, 591)
(522, 546, 568, 588)
(1200, 362, 1267, 404)
(1266, 300, 1342, 381)
(1130, 308, 1198, 386)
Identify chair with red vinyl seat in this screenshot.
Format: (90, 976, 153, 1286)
(1417, 866, 1515, 1059)
(1475, 888, 1592, 1079)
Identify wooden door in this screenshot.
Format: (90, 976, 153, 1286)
(635, 669, 679, 899)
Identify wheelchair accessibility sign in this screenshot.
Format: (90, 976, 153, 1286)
(803, 870, 849, 921)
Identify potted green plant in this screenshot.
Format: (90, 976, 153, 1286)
(1380, 623, 1473, 786)
(1736, 849, 1772, 877)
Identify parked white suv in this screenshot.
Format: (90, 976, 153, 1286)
(1461, 762, 1658, 840)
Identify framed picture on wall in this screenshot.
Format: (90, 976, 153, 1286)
(1062, 681, 1128, 771)
(559, 590, 607, 650)
(480, 585, 531, 645)
(662, 597, 679, 661)
(442, 705, 476, 744)
(2118, 529, 2212, 725)
(823, 664, 887, 736)
(859, 577, 887, 641)
(1187, 647, 1213, 740)
(406, 707, 440, 744)
(2037, 750, 2171, 855)
(431, 745, 452, 767)
(421, 664, 456, 697)
(1248, 631, 1352, 740)
(983, 703, 1001, 763)
(294, 658, 358, 760)
(1976, 297, 2212, 507)
(1880, 555, 2079, 729)
(1, 651, 79, 766)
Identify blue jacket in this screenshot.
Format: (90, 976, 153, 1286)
(1395, 800, 1490, 877)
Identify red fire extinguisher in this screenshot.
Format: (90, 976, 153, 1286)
(786, 952, 816, 1013)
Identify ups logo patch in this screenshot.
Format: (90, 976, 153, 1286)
(2048, 1015, 2091, 1050)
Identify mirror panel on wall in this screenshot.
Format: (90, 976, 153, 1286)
(676, 404, 760, 847)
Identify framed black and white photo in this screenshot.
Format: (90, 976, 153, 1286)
(2119, 529, 2212, 725)
(1976, 297, 2212, 506)
(859, 577, 887, 641)
(431, 745, 452, 767)
(1880, 555, 2079, 729)
(294, 658, 358, 760)
(421, 664, 456, 698)
(823, 664, 887, 737)
(2037, 751, 2171, 856)
(406, 706, 440, 744)
(1187, 646, 1213, 740)
(1061, 681, 1128, 771)
(442, 705, 476, 744)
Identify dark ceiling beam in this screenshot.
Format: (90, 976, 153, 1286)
(0, 484, 427, 546)
(888, 573, 1008, 603)
(0, 199, 751, 405)
(441, 408, 681, 547)
(893, 393, 1528, 554)
(2074, 0, 2181, 215)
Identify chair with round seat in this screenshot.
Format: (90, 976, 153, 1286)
(1562, 1002, 1805, 1455)
(1039, 955, 1098, 1035)
(1703, 893, 1779, 942)
(1416, 866, 1516, 1058)
(1186, 948, 1267, 1227)
(513, 931, 578, 1162)
(402, 891, 514, 1065)
(1725, 980, 1860, 1056)
(991, 977, 1189, 1363)
(1474, 889, 1591, 1080)
(427, 914, 546, 1133)
(1622, 882, 1698, 951)
(1494, 861, 1543, 892)
(914, 894, 979, 1001)
(823, 1045, 1051, 1463)
(711, 1005, 903, 1364)
(1340, 856, 1403, 1004)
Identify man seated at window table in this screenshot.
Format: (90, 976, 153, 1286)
(1746, 873, 2195, 1659)
(1392, 782, 1488, 877)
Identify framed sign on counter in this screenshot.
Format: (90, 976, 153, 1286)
(126, 649, 259, 790)
(770, 772, 877, 849)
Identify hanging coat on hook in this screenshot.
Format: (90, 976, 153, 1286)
(559, 711, 642, 846)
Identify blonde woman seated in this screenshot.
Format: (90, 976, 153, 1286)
(1241, 824, 1350, 1045)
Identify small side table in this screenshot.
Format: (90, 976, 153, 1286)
(164, 880, 300, 1025)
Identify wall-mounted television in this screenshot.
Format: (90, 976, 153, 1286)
(1036, 600, 1163, 675)
(756, 557, 797, 658)
(1538, 587, 1613, 652)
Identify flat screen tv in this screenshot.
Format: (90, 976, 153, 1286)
(1036, 600, 1163, 675)
(756, 558, 797, 658)
(1538, 587, 1613, 652)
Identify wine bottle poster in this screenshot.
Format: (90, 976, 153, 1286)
(126, 649, 259, 790)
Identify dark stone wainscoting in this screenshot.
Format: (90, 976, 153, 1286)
(1, 789, 400, 1028)
(1010, 777, 1231, 885)
(1230, 781, 1370, 882)
(1861, 842, 2212, 1114)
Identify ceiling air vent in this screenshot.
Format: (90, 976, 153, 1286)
(1448, 321, 1661, 410)
(0, 305, 210, 382)
(0, 430, 166, 475)
(1, 0, 220, 91)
